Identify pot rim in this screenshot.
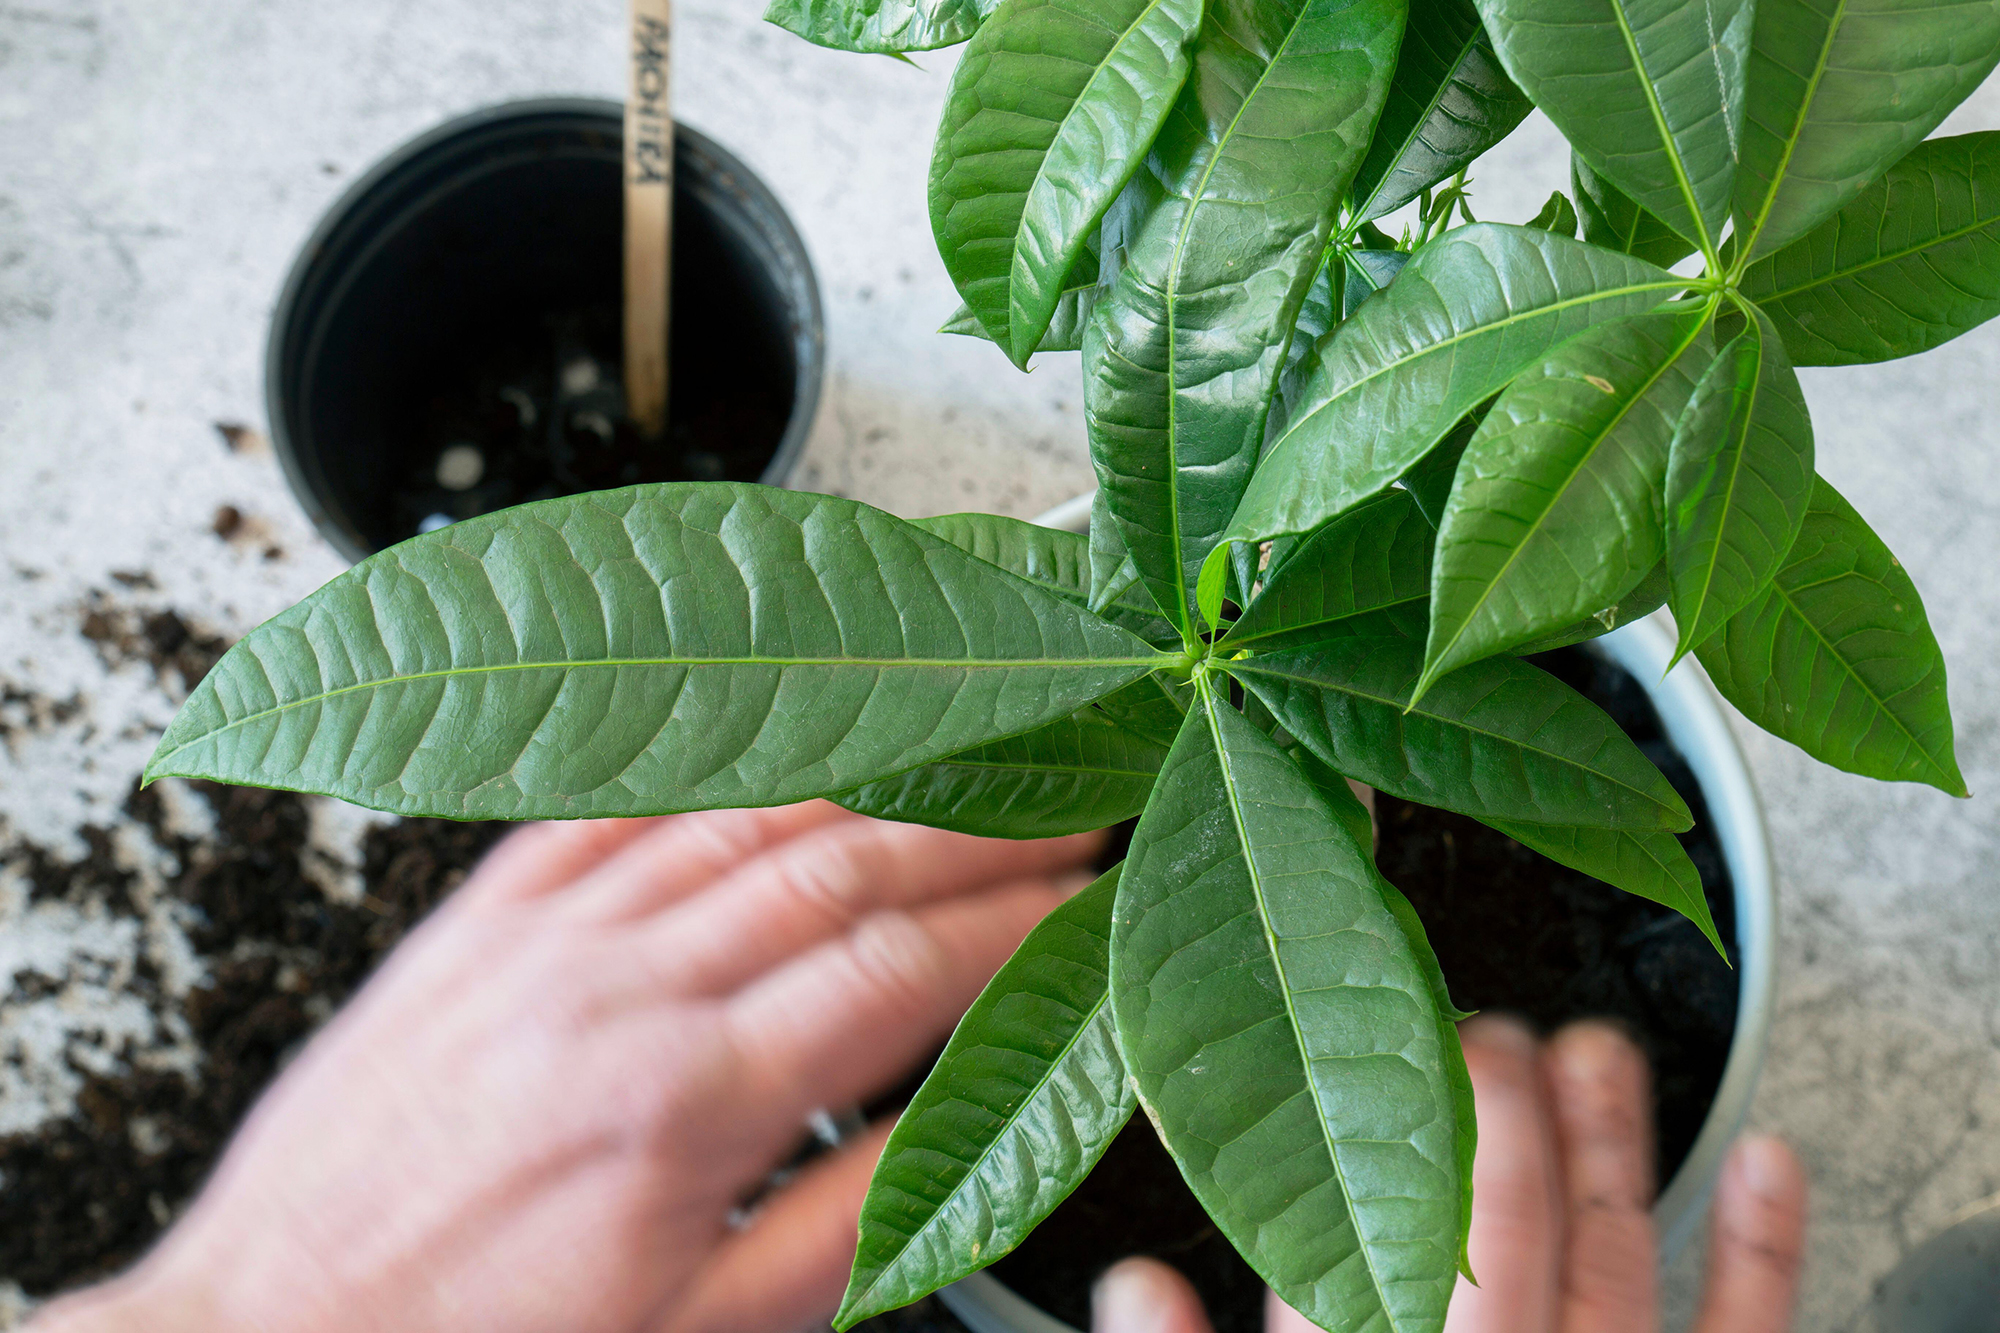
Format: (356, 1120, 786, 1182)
(264, 96, 825, 565)
(940, 491, 1778, 1333)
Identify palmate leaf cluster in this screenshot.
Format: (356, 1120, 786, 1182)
(143, 0, 1998, 1328)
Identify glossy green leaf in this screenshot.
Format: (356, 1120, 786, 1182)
(1526, 190, 1579, 237)
(1089, 670, 1192, 745)
(1350, 0, 1534, 224)
(1732, 0, 2000, 260)
(1233, 631, 1693, 828)
(838, 865, 1134, 1325)
(930, 0, 1202, 366)
(1739, 132, 2000, 364)
(1398, 403, 1486, 528)
(1421, 306, 1714, 692)
(835, 704, 1170, 835)
(1475, 0, 1751, 254)
(1088, 486, 1146, 614)
(1374, 878, 1478, 1279)
(942, 287, 1095, 354)
(911, 511, 1179, 644)
(1506, 560, 1669, 654)
(1221, 224, 1684, 566)
(145, 485, 1163, 818)
(1571, 153, 1698, 269)
(1346, 247, 1413, 317)
(1697, 476, 1965, 793)
(1664, 304, 1815, 660)
(1112, 684, 1462, 1332)
(765, 0, 999, 52)
(1084, 0, 1406, 637)
(1479, 818, 1724, 954)
(1224, 490, 1433, 649)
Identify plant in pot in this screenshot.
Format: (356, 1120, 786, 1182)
(146, 0, 1997, 1327)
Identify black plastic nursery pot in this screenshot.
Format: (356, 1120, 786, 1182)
(268, 99, 822, 563)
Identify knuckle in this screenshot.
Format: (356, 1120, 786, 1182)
(845, 909, 950, 1014)
(765, 831, 876, 927)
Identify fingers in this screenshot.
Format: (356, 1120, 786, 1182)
(1264, 1288, 1325, 1332)
(456, 817, 668, 906)
(1690, 1136, 1806, 1333)
(1092, 1258, 1215, 1333)
(1544, 1022, 1657, 1332)
(724, 875, 1079, 1125)
(656, 1118, 895, 1333)
(1444, 1016, 1562, 1333)
(551, 802, 855, 924)
(644, 817, 1101, 996)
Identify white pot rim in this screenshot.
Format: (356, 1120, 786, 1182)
(941, 493, 1778, 1333)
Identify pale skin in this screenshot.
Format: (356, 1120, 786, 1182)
(30, 805, 1807, 1333)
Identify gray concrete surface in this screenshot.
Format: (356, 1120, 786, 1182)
(0, 1, 1996, 1327)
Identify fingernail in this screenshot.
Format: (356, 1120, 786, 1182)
(1053, 868, 1099, 899)
(1459, 1012, 1537, 1057)
(1091, 1259, 1178, 1332)
(1735, 1134, 1797, 1202)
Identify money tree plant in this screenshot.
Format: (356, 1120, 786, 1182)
(148, 0, 1998, 1326)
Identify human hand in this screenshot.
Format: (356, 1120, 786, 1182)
(1092, 1017, 1808, 1333)
(32, 803, 1101, 1333)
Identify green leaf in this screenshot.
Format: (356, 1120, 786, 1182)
(942, 287, 1095, 354)
(911, 510, 1179, 644)
(1664, 303, 1815, 660)
(1349, 0, 1535, 225)
(1478, 818, 1725, 955)
(837, 866, 1134, 1325)
(1232, 631, 1693, 829)
(1572, 153, 1698, 269)
(1089, 670, 1192, 745)
(145, 485, 1164, 818)
(1084, 0, 1406, 638)
(1398, 403, 1487, 529)
(1421, 305, 1714, 692)
(1732, 0, 2000, 261)
(1112, 684, 1462, 1332)
(1373, 878, 1478, 1280)
(764, 0, 999, 52)
(1505, 560, 1669, 654)
(1526, 189, 1579, 237)
(1697, 476, 1965, 794)
(1738, 132, 2000, 364)
(1088, 486, 1146, 614)
(930, 0, 1202, 366)
(1475, 0, 1751, 254)
(1224, 489, 1433, 649)
(1345, 246, 1413, 317)
(834, 705, 1170, 835)
(1220, 224, 1685, 565)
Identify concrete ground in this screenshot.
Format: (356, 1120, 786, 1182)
(0, 0, 1996, 1327)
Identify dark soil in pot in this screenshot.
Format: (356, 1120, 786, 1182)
(977, 643, 1739, 1333)
(269, 100, 822, 562)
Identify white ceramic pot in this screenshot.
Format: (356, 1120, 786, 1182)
(937, 493, 1778, 1333)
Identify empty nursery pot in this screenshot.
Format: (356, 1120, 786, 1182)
(268, 98, 823, 563)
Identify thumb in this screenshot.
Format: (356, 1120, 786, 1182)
(1091, 1258, 1216, 1333)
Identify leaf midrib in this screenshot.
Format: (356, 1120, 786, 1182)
(1733, 0, 1851, 267)
(1603, 0, 1719, 267)
(1197, 680, 1396, 1324)
(1157, 2, 1315, 638)
(1007, 0, 1178, 360)
(1350, 28, 1482, 225)
(845, 992, 1117, 1319)
(1750, 207, 2000, 300)
(1425, 308, 1708, 677)
(151, 653, 1165, 765)
(1234, 660, 1683, 818)
(1767, 574, 1954, 781)
(1677, 305, 1765, 643)
(1282, 275, 1686, 450)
